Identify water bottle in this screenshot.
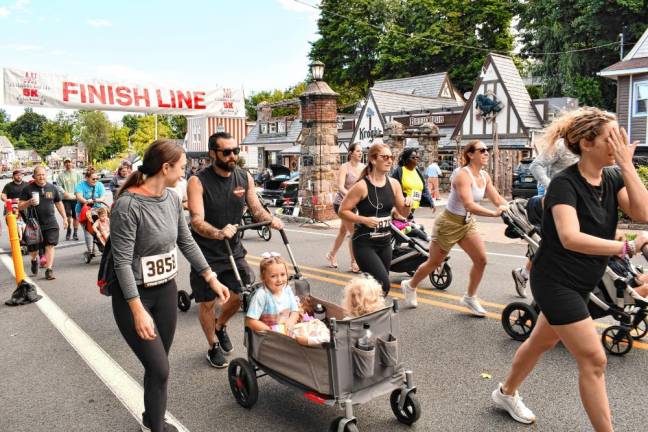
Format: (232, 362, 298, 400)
(314, 303, 327, 321)
(537, 183, 546, 197)
(357, 323, 374, 351)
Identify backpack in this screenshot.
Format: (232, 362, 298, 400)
(97, 237, 117, 296)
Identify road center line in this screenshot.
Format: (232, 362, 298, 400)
(0, 254, 190, 432)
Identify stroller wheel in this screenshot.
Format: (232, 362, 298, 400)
(602, 325, 633, 356)
(390, 389, 421, 425)
(630, 315, 648, 340)
(177, 290, 192, 312)
(258, 226, 272, 241)
(429, 263, 452, 290)
(501, 302, 537, 342)
(329, 417, 359, 432)
(228, 358, 258, 408)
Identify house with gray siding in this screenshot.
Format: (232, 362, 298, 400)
(599, 26, 648, 154)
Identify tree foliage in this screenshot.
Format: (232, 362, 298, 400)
(518, 0, 648, 109)
(8, 108, 48, 152)
(246, 82, 307, 120)
(78, 111, 111, 163)
(130, 115, 172, 156)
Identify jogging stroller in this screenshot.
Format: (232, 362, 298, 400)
(390, 220, 452, 290)
(239, 193, 272, 241)
(227, 226, 421, 432)
(500, 198, 648, 356)
(80, 202, 108, 264)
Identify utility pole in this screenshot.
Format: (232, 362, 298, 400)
(619, 33, 624, 60)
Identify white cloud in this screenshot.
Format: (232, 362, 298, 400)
(0, 7, 10, 17)
(87, 18, 112, 28)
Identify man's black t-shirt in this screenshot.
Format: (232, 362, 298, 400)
(2, 180, 26, 200)
(532, 164, 625, 293)
(20, 182, 62, 230)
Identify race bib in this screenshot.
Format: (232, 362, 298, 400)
(141, 248, 178, 287)
(411, 190, 422, 201)
(376, 216, 391, 230)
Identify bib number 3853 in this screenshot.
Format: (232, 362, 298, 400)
(141, 248, 178, 287)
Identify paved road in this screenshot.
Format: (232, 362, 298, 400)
(1, 204, 647, 432)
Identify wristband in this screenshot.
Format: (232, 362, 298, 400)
(621, 240, 628, 259)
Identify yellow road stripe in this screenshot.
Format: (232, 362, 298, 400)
(248, 256, 648, 351)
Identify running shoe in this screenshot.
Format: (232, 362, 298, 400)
(65, 228, 71, 241)
(512, 268, 528, 298)
(141, 412, 179, 432)
(30, 259, 38, 276)
(73, 231, 79, 241)
(400, 279, 417, 308)
(45, 269, 56, 280)
(215, 325, 233, 353)
(460, 295, 487, 317)
(206, 343, 228, 368)
(491, 383, 536, 424)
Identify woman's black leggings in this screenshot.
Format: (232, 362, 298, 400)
(353, 237, 392, 295)
(112, 279, 177, 432)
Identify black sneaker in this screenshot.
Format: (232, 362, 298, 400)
(215, 325, 233, 353)
(45, 269, 56, 280)
(30, 260, 38, 276)
(141, 412, 178, 432)
(73, 231, 79, 241)
(65, 230, 71, 241)
(206, 343, 228, 368)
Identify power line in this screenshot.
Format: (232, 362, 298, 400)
(293, 0, 625, 57)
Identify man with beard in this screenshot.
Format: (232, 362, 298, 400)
(2, 169, 27, 214)
(188, 132, 283, 368)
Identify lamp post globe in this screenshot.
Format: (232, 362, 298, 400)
(310, 60, 325, 81)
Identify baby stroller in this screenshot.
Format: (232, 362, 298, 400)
(390, 220, 452, 290)
(80, 202, 108, 264)
(228, 227, 421, 432)
(500, 198, 648, 356)
(239, 192, 272, 241)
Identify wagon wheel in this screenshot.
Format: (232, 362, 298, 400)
(228, 358, 258, 408)
(329, 417, 359, 432)
(501, 302, 537, 342)
(390, 389, 421, 425)
(177, 290, 191, 312)
(602, 325, 633, 356)
(429, 263, 452, 290)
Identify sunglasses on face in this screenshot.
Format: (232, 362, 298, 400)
(216, 148, 241, 156)
(409, 155, 420, 160)
(90, 177, 99, 181)
(470, 148, 489, 154)
(376, 154, 394, 161)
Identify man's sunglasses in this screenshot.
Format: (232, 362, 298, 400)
(216, 148, 241, 156)
(469, 148, 489, 154)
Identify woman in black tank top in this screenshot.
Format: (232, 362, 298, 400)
(339, 143, 413, 295)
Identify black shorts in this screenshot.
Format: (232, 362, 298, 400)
(530, 273, 591, 325)
(63, 200, 77, 218)
(27, 227, 59, 252)
(189, 259, 252, 302)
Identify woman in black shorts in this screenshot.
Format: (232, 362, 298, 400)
(491, 108, 648, 430)
(339, 142, 412, 295)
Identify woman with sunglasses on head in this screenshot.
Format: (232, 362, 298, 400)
(401, 140, 508, 315)
(391, 147, 434, 220)
(491, 108, 648, 430)
(325, 143, 365, 272)
(111, 140, 230, 432)
(339, 141, 412, 295)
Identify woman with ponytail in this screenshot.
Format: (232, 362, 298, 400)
(111, 140, 230, 432)
(339, 141, 412, 295)
(491, 108, 648, 430)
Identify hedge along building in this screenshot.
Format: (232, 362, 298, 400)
(350, 72, 465, 157)
(450, 53, 545, 196)
(599, 26, 648, 156)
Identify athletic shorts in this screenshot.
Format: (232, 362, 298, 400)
(63, 200, 77, 218)
(530, 273, 591, 325)
(432, 210, 477, 253)
(27, 227, 59, 252)
(189, 259, 252, 302)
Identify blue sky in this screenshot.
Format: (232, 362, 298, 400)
(0, 0, 321, 121)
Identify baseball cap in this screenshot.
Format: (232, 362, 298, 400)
(13, 169, 23, 175)
(64, 157, 72, 162)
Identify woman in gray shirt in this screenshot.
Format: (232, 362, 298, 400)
(111, 139, 229, 432)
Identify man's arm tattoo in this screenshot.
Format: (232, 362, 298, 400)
(190, 211, 224, 240)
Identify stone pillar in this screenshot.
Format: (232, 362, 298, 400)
(383, 121, 404, 164)
(297, 80, 340, 221)
(418, 122, 440, 169)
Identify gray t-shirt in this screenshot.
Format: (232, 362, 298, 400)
(111, 190, 210, 300)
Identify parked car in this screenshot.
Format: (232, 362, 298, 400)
(280, 175, 300, 212)
(511, 158, 538, 199)
(260, 165, 291, 206)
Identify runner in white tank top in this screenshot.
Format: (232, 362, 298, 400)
(400, 141, 508, 317)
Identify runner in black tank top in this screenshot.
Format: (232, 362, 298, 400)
(338, 143, 412, 295)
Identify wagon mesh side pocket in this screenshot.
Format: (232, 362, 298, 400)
(352, 346, 375, 378)
(377, 335, 398, 366)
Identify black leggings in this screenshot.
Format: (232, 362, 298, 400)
(112, 279, 177, 432)
(353, 237, 392, 294)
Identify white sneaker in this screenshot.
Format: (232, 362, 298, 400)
(401, 279, 417, 308)
(460, 295, 487, 317)
(491, 383, 536, 424)
(512, 268, 528, 298)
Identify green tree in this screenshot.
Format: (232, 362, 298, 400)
(97, 124, 130, 160)
(246, 83, 307, 120)
(8, 108, 47, 150)
(518, 0, 648, 108)
(160, 115, 187, 139)
(0, 109, 10, 138)
(79, 110, 111, 163)
(121, 114, 141, 136)
(130, 115, 172, 156)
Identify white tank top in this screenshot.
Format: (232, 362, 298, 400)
(446, 167, 487, 216)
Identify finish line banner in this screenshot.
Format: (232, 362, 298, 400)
(2, 68, 245, 117)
